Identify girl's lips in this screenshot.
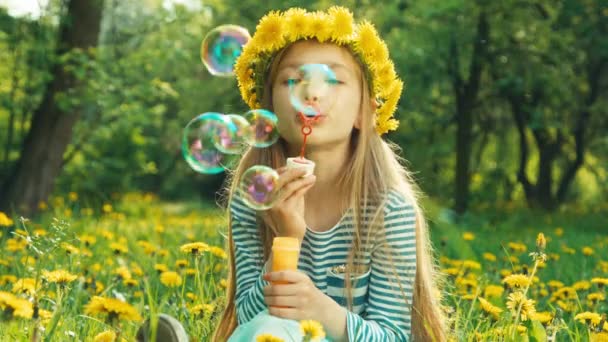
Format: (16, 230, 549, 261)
(295, 113, 327, 123)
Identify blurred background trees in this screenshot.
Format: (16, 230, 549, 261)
(0, 0, 606, 215)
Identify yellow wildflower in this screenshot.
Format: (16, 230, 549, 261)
(484, 285, 504, 299)
(0, 212, 13, 226)
(209, 246, 228, 259)
(483, 253, 497, 262)
(93, 330, 116, 342)
(84, 296, 142, 322)
(574, 311, 602, 326)
(256, 334, 284, 342)
(0, 291, 33, 319)
(478, 297, 503, 320)
(506, 291, 536, 321)
(531, 311, 553, 325)
(180, 242, 209, 255)
(160, 271, 182, 287)
(300, 320, 326, 341)
(253, 11, 285, 53)
(42, 270, 78, 284)
(109, 242, 128, 255)
(12, 278, 38, 296)
(502, 274, 531, 289)
(582, 246, 594, 256)
(462, 232, 475, 241)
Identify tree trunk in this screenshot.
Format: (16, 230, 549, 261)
(0, 0, 105, 215)
(451, 12, 489, 214)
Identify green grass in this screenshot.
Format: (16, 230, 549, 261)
(0, 193, 607, 341)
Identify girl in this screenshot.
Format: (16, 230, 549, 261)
(212, 6, 447, 342)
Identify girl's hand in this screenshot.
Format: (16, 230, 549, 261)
(263, 270, 343, 324)
(260, 167, 316, 241)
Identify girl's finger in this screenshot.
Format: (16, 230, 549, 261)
(268, 306, 300, 320)
(274, 175, 315, 203)
(283, 181, 315, 203)
(263, 284, 300, 297)
(264, 295, 299, 308)
(276, 168, 308, 189)
(264, 270, 308, 283)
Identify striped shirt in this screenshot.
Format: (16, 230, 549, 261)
(231, 190, 417, 341)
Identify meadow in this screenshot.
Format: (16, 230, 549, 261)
(0, 192, 607, 341)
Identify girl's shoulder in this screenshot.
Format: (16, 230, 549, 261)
(383, 189, 415, 214)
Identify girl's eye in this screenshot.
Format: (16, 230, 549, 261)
(285, 78, 301, 86)
(326, 79, 344, 85)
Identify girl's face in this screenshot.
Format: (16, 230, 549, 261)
(271, 40, 364, 149)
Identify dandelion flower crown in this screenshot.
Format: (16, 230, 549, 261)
(234, 6, 403, 135)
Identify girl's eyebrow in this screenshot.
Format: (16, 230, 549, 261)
(278, 62, 351, 73)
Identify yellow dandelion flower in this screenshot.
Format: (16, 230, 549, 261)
(6, 238, 28, 252)
(137, 240, 157, 255)
(220, 278, 228, 288)
(530, 311, 553, 324)
(548, 280, 564, 289)
(308, 12, 332, 43)
(102, 203, 113, 213)
(300, 320, 326, 341)
(478, 297, 503, 320)
(61, 242, 80, 255)
(573, 280, 591, 291)
(462, 260, 481, 271)
(591, 332, 608, 342)
(80, 234, 96, 246)
(484, 285, 504, 298)
(536, 233, 546, 250)
(38, 201, 48, 210)
(123, 279, 138, 287)
(160, 271, 182, 287)
(582, 246, 594, 256)
(190, 303, 215, 317)
(180, 242, 210, 255)
(256, 334, 284, 342)
(506, 291, 536, 321)
(284, 8, 310, 41)
(114, 266, 132, 280)
(507, 242, 527, 253)
(68, 191, 78, 201)
(328, 6, 354, 42)
(0, 291, 33, 319)
(588, 292, 605, 304)
(84, 296, 142, 322)
(185, 268, 198, 277)
(209, 246, 227, 259)
(93, 330, 116, 342)
(483, 253, 497, 262)
(175, 259, 189, 268)
(12, 278, 38, 296)
(0, 212, 13, 226)
(42, 270, 78, 284)
(556, 300, 576, 312)
(254, 11, 285, 53)
(462, 232, 475, 241)
(110, 242, 128, 255)
(591, 277, 608, 287)
(0, 275, 17, 286)
(502, 274, 531, 289)
(554, 227, 564, 236)
(551, 287, 577, 301)
(574, 311, 602, 326)
(154, 264, 168, 273)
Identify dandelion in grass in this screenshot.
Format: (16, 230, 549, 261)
(12, 278, 38, 296)
(300, 320, 326, 342)
(189, 303, 215, 317)
(209, 246, 228, 259)
(110, 242, 128, 255)
(180, 242, 210, 256)
(478, 297, 503, 320)
(574, 311, 602, 326)
(530, 311, 553, 325)
(0, 212, 13, 226)
(484, 285, 504, 298)
(591, 277, 608, 289)
(160, 271, 182, 287)
(506, 291, 536, 321)
(582, 246, 594, 256)
(84, 296, 142, 323)
(462, 232, 475, 241)
(93, 330, 116, 342)
(502, 274, 531, 289)
(42, 270, 78, 285)
(0, 291, 33, 319)
(176, 259, 189, 268)
(256, 333, 284, 342)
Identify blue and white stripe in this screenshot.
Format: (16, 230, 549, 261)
(231, 190, 416, 341)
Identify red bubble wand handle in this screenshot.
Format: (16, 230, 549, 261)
(297, 111, 322, 159)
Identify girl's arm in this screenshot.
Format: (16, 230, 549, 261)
(346, 195, 417, 341)
(231, 196, 271, 324)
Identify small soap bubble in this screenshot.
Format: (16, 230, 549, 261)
(200, 25, 251, 77)
(182, 112, 236, 174)
(214, 114, 250, 154)
(243, 109, 280, 148)
(288, 64, 339, 118)
(238, 165, 280, 210)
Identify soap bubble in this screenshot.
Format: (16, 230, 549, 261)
(238, 165, 280, 210)
(201, 25, 251, 77)
(243, 109, 280, 148)
(182, 112, 237, 174)
(214, 114, 251, 154)
(288, 64, 339, 118)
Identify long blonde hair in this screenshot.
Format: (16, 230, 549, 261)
(213, 43, 447, 341)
